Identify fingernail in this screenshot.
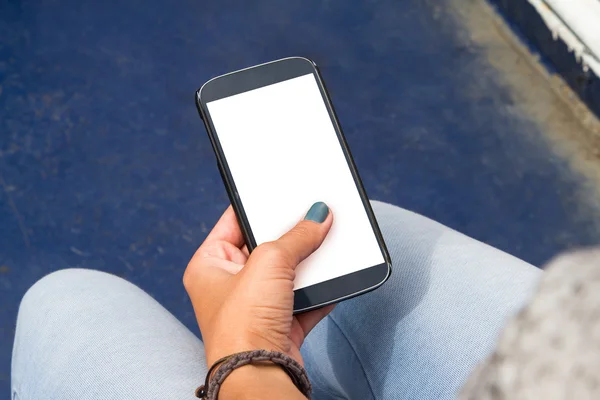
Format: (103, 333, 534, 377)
(304, 202, 329, 223)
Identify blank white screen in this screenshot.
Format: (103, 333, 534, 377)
(207, 73, 384, 289)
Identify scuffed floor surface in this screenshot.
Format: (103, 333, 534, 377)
(2, 0, 600, 393)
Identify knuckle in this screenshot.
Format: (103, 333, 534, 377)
(289, 224, 313, 240)
(277, 248, 297, 268)
(289, 222, 321, 252)
(254, 242, 280, 258)
(255, 241, 295, 268)
(182, 262, 195, 290)
(183, 246, 206, 291)
(183, 255, 205, 291)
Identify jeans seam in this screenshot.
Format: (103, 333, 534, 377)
(327, 314, 376, 399)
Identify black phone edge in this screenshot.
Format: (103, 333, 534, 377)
(297, 59, 392, 312)
(195, 57, 392, 312)
(194, 90, 258, 253)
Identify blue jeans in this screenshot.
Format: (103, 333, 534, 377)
(11, 201, 541, 399)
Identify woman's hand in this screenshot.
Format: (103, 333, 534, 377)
(183, 202, 334, 368)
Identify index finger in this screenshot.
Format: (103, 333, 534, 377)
(205, 206, 245, 248)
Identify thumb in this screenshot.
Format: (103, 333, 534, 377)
(271, 201, 333, 268)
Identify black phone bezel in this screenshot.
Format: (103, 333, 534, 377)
(196, 57, 392, 313)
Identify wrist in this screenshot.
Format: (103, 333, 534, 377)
(204, 334, 285, 366)
(218, 363, 306, 400)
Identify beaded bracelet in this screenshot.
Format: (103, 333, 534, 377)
(195, 350, 312, 399)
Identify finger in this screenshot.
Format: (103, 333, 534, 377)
(296, 304, 336, 337)
(209, 258, 244, 275)
(205, 206, 245, 248)
(183, 256, 234, 294)
(271, 202, 333, 268)
(196, 240, 248, 265)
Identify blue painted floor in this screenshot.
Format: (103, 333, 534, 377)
(2, 0, 600, 394)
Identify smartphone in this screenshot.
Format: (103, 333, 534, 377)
(196, 57, 391, 313)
